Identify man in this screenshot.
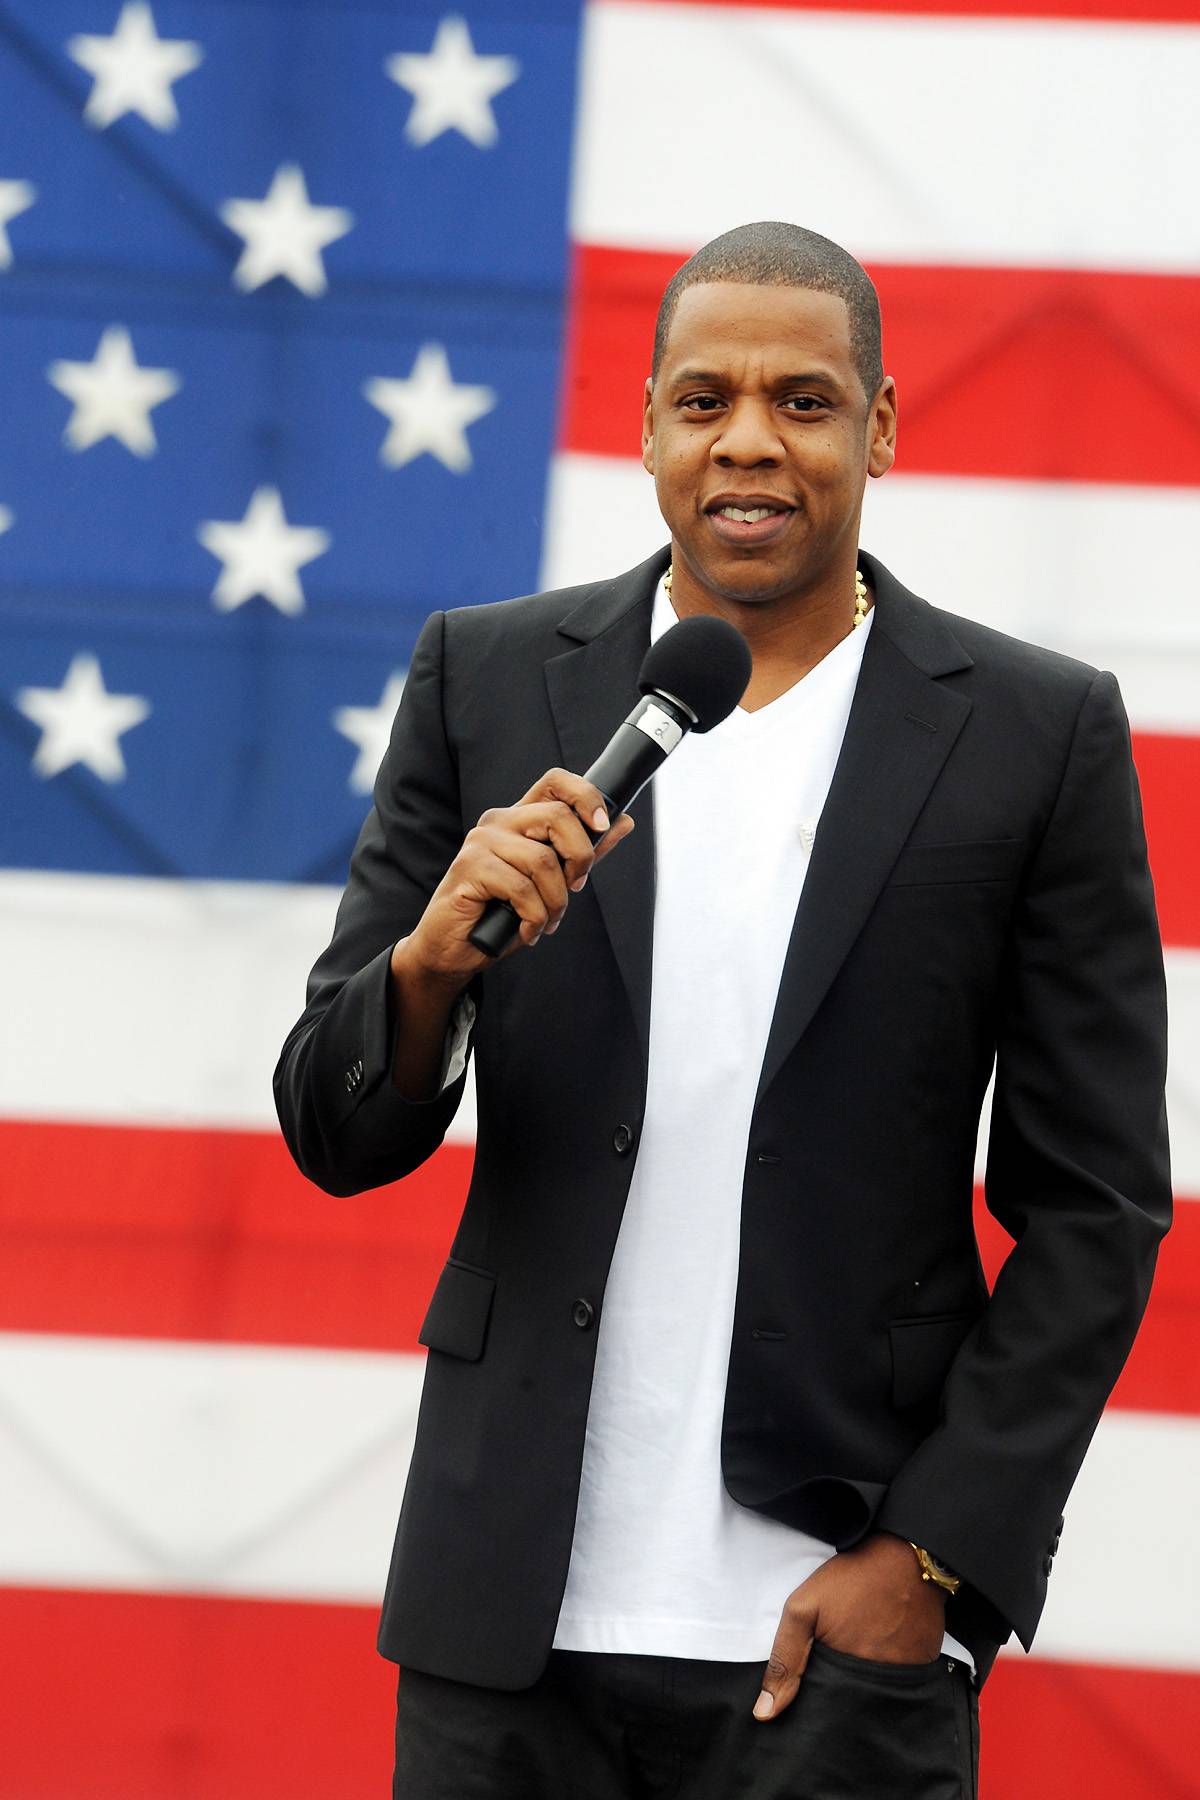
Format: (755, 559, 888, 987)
(275, 223, 1171, 1798)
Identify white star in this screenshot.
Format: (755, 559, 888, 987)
(17, 652, 150, 781)
(197, 486, 331, 615)
(333, 671, 408, 794)
(47, 325, 181, 456)
(220, 164, 353, 297)
(363, 344, 496, 473)
(385, 15, 519, 149)
(68, 2, 203, 131)
(0, 178, 36, 269)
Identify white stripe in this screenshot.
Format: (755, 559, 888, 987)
(572, 3, 1200, 272)
(0, 869, 478, 1144)
(13, 861, 1185, 1351)
(999, 1409, 1200, 1670)
(0, 1332, 420, 1603)
(1, 867, 1193, 1186)
(542, 453, 1200, 732)
(2, 1330, 1196, 1666)
(861, 476, 1200, 730)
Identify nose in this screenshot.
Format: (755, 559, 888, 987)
(710, 397, 783, 468)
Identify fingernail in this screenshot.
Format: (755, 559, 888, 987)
(570, 874, 588, 892)
(592, 807, 610, 832)
(753, 1691, 774, 1721)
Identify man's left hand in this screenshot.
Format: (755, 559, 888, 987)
(753, 1530, 947, 1721)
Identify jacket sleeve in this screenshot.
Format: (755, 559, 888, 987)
(875, 669, 1172, 1652)
(273, 609, 480, 1196)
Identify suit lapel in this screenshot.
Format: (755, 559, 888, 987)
(544, 549, 668, 1064)
(755, 559, 974, 1104)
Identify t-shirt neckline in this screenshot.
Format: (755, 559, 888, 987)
(650, 577, 874, 730)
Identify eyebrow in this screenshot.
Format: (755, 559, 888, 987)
(669, 367, 847, 394)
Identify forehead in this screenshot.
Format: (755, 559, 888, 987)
(659, 281, 854, 380)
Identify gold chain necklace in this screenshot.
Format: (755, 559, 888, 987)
(664, 563, 870, 628)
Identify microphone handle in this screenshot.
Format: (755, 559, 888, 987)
(467, 694, 689, 958)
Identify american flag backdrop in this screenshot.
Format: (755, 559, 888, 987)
(0, 1, 1197, 1794)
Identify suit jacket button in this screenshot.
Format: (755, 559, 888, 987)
(1043, 1553, 1054, 1577)
(572, 1298, 595, 1330)
(612, 1124, 634, 1155)
(345, 1070, 355, 1092)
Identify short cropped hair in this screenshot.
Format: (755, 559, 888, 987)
(651, 221, 884, 402)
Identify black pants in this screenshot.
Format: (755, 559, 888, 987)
(393, 1646, 980, 1799)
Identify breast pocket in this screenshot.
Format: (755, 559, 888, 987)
(418, 1259, 497, 1363)
(886, 838, 1025, 888)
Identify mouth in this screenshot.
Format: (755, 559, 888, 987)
(704, 497, 795, 545)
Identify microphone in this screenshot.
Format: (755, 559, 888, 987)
(468, 613, 753, 958)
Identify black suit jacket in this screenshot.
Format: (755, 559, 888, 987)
(274, 546, 1171, 1691)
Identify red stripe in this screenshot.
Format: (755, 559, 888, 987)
(0, 1120, 1193, 1413)
(0, 1118, 471, 1352)
(632, 0, 1200, 27)
(0, 1588, 396, 1800)
(1134, 734, 1200, 950)
(981, 1655, 1200, 1798)
(561, 245, 1200, 488)
(0, 1585, 1196, 1798)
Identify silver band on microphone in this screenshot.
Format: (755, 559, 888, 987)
(630, 699, 684, 756)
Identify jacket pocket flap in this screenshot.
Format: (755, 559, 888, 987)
(889, 1311, 976, 1410)
(887, 838, 1024, 887)
(418, 1260, 496, 1363)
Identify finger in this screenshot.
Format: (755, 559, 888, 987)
(468, 831, 571, 935)
(530, 801, 602, 890)
(517, 768, 612, 838)
(547, 806, 635, 892)
(588, 811, 635, 873)
(755, 1607, 816, 1722)
(454, 850, 552, 944)
(476, 800, 596, 891)
(503, 832, 571, 931)
(468, 811, 575, 917)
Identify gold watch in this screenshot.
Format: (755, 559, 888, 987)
(909, 1542, 961, 1596)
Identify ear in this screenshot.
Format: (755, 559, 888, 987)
(641, 377, 655, 474)
(867, 376, 897, 480)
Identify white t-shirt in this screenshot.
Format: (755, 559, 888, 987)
(553, 579, 973, 1670)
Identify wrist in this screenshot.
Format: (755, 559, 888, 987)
(390, 933, 470, 1002)
(387, 937, 469, 1102)
(863, 1531, 956, 1599)
(907, 1541, 961, 1598)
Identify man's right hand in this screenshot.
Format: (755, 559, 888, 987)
(400, 767, 635, 990)
(387, 769, 633, 1100)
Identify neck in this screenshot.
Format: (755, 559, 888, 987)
(665, 557, 872, 712)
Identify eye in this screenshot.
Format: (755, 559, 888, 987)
(680, 393, 724, 412)
(782, 394, 825, 413)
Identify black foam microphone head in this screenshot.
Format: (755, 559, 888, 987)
(637, 613, 752, 734)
